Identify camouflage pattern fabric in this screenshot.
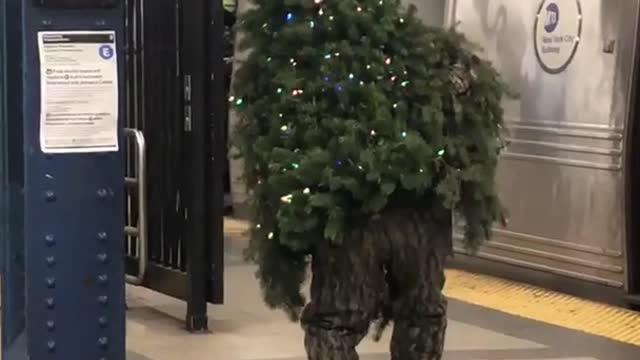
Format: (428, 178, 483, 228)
(302, 209, 451, 360)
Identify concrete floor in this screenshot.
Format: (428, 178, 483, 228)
(125, 241, 640, 360)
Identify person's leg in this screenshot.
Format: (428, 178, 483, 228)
(388, 212, 450, 360)
(302, 226, 387, 360)
(390, 253, 447, 360)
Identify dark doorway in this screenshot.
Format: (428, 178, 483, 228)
(626, 38, 640, 306)
(627, 123, 640, 305)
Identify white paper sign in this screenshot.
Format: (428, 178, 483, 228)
(38, 31, 119, 153)
(534, 0, 582, 74)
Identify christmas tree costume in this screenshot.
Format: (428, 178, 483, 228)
(232, 1, 507, 359)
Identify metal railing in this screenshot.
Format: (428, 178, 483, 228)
(124, 128, 148, 285)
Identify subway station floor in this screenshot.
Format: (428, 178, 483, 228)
(125, 220, 640, 360)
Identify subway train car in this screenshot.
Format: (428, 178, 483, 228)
(440, 0, 640, 307)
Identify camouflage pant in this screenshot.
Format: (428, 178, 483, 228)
(302, 211, 450, 360)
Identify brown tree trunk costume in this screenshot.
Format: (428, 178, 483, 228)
(302, 209, 451, 360)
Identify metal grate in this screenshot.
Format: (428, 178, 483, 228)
(124, 0, 190, 296)
(123, 0, 226, 330)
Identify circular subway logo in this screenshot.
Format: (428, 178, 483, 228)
(544, 3, 560, 33)
(99, 45, 114, 60)
(534, 0, 582, 74)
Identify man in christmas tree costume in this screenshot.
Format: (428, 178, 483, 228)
(232, 1, 507, 359)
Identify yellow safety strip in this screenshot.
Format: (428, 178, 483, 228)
(444, 269, 640, 346)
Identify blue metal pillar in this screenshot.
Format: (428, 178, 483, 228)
(2, 1, 126, 359)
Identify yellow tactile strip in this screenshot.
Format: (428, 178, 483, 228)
(223, 218, 640, 346)
(444, 269, 640, 346)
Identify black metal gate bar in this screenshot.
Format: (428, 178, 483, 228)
(182, 0, 211, 331)
(209, 0, 226, 305)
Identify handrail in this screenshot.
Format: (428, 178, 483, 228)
(124, 128, 148, 286)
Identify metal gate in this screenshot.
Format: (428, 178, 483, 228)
(123, 0, 226, 331)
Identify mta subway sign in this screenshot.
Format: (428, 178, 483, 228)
(534, 0, 582, 74)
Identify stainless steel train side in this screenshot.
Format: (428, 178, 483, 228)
(444, 0, 640, 303)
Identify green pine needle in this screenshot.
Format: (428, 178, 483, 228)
(232, 0, 508, 317)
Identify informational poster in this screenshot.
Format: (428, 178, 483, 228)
(38, 31, 119, 153)
(534, 0, 582, 74)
